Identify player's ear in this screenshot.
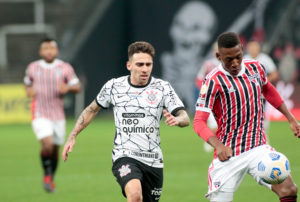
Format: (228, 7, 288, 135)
(216, 52, 221, 61)
(126, 61, 131, 71)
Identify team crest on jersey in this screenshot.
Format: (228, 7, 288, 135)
(200, 84, 208, 95)
(118, 164, 131, 177)
(146, 90, 158, 104)
(248, 73, 260, 84)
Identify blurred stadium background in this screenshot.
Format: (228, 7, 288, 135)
(0, 0, 300, 201)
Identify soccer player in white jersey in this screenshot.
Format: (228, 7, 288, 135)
(62, 41, 190, 202)
(193, 32, 299, 202)
(24, 38, 81, 192)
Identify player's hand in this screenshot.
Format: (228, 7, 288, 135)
(290, 121, 300, 138)
(215, 144, 233, 162)
(163, 109, 179, 127)
(58, 82, 69, 95)
(62, 135, 76, 162)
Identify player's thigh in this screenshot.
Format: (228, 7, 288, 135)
(141, 164, 163, 202)
(125, 179, 143, 200)
(53, 119, 66, 145)
(248, 145, 274, 189)
(112, 157, 143, 197)
(32, 118, 54, 140)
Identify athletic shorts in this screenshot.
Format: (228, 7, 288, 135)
(32, 118, 66, 145)
(112, 157, 163, 202)
(206, 145, 274, 202)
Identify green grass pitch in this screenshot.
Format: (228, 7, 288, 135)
(1, 117, 299, 201)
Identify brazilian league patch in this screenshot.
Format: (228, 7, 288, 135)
(200, 84, 208, 95)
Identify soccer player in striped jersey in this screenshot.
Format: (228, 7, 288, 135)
(62, 41, 189, 202)
(24, 38, 81, 192)
(193, 32, 299, 202)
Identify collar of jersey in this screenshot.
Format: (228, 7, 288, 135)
(217, 60, 246, 77)
(127, 75, 152, 88)
(39, 59, 58, 69)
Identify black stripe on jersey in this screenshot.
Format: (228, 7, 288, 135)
(260, 63, 267, 75)
(259, 101, 265, 144)
(217, 75, 231, 145)
(250, 81, 259, 148)
(238, 77, 251, 153)
(204, 80, 215, 108)
(227, 76, 241, 155)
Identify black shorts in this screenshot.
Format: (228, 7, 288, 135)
(112, 157, 163, 202)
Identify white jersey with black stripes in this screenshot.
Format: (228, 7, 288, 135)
(96, 76, 185, 168)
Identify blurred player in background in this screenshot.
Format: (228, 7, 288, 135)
(62, 41, 189, 202)
(194, 32, 299, 202)
(244, 41, 279, 138)
(195, 42, 219, 152)
(244, 41, 278, 83)
(24, 38, 81, 192)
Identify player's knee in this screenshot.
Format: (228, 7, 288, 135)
(126, 191, 143, 202)
(41, 142, 54, 153)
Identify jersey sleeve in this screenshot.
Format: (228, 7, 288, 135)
(195, 77, 218, 113)
(95, 79, 114, 109)
(163, 82, 185, 116)
(63, 63, 80, 86)
(24, 63, 34, 86)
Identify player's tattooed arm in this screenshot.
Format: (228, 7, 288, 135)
(63, 100, 101, 161)
(163, 109, 190, 127)
(71, 100, 101, 137)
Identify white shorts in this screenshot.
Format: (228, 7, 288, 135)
(32, 118, 66, 145)
(206, 145, 274, 201)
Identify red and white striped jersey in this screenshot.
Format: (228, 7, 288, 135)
(195, 59, 268, 156)
(24, 59, 79, 121)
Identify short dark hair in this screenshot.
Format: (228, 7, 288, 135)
(217, 32, 241, 49)
(128, 41, 155, 59)
(40, 37, 57, 45)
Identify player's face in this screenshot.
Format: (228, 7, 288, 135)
(217, 45, 243, 76)
(39, 41, 59, 63)
(127, 52, 153, 86)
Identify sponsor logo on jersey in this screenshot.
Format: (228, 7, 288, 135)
(122, 113, 145, 118)
(146, 90, 158, 104)
(129, 150, 159, 159)
(129, 91, 143, 98)
(122, 119, 155, 134)
(228, 86, 236, 93)
(114, 82, 126, 88)
(118, 164, 131, 177)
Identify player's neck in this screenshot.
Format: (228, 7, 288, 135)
(128, 76, 151, 88)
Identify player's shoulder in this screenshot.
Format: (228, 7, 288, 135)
(243, 59, 264, 70)
(204, 66, 222, 81)
(105, 76, 128, 87)
(150, 76, 171, 87)
(56, 59, 73, 68)
(27, 59, 41, 67)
